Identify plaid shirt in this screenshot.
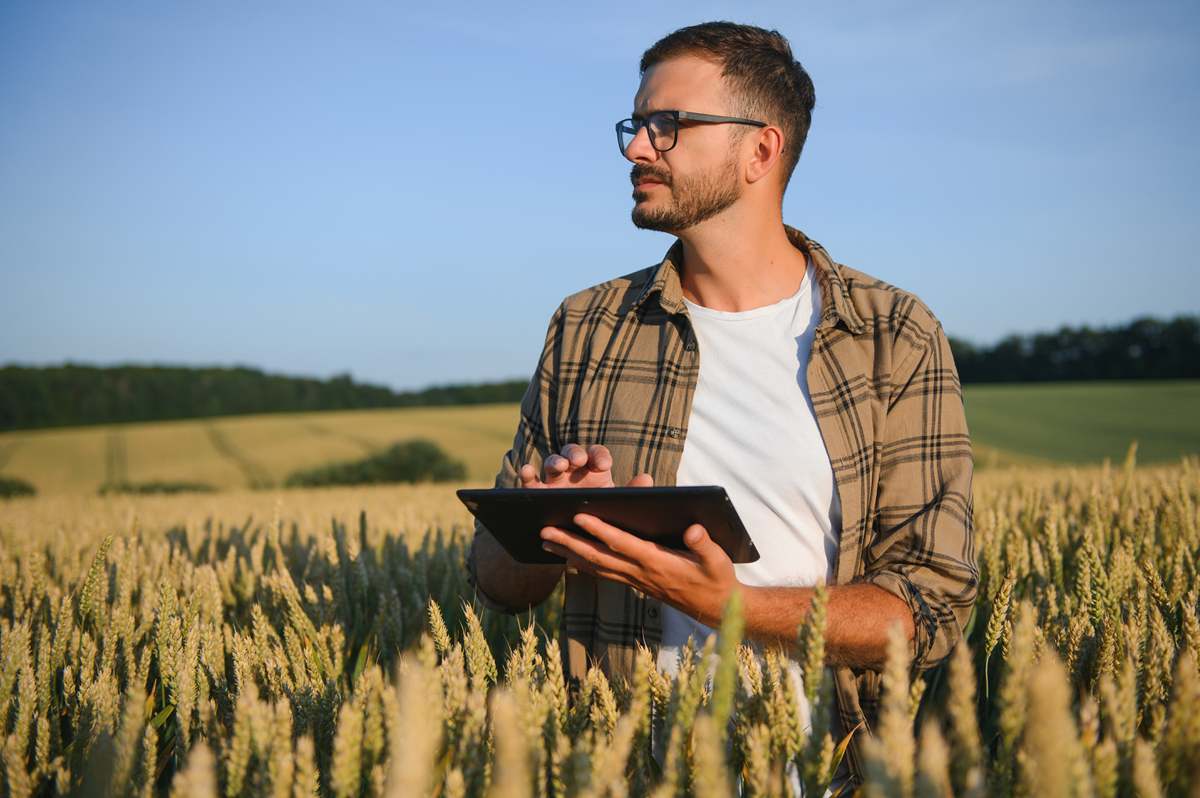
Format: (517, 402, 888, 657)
(468, 227, 976, 782)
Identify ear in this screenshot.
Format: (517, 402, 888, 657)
(744, 125, 785, 185)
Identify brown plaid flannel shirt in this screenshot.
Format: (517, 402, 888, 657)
(467, 226, 977, 783)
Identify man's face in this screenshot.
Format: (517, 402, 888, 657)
(626, 57, 745, 234)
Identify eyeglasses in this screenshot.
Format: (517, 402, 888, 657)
(615, 111, 767, 155)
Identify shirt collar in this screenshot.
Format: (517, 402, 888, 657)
(632, 226, 866, 335)
(632, 239, 687, 315)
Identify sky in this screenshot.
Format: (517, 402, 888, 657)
(1, 0, 1198, 390)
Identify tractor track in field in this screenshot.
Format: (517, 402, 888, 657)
(204, 422, 273, 489)
(104, 428, 129, 490)
(304, 423, 378, 455)
(0, 439, 23, 473)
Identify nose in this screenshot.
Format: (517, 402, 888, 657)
(623, 124, 658, 164)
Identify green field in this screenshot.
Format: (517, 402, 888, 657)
(962, 380, 1200, 465)
(0, 381, 1197, 496)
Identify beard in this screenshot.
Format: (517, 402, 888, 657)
(630, 151, 742, 233)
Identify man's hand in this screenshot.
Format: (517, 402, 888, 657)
(529, 445, 734, 625)
(520, 444, 654, 490)
(540, 515, 737, 626)
(474, 443, 653, 613)
(525, 444, 916, 669)
(541, 513, 916, 669)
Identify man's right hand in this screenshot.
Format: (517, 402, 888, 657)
(519, 443, 653, 489)
(475, 443, 650, 612)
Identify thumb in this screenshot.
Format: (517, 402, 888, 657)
(625, 473, 654, 488)
(682, 524, 723, 564)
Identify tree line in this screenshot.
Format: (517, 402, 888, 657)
(949, 314, 1198, 384)
(0, 365, 529, 432)
(2, 313, 1195, 431)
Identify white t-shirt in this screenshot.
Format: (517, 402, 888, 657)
(653, 261, 851, 793)
(658, 259, 842, 683)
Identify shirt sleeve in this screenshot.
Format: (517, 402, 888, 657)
(857, 319, 978, 671)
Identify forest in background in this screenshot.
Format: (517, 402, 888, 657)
(0, 366, 528, 431)
(948, 313, 1198, 383)
(1, 313, 1195, 432)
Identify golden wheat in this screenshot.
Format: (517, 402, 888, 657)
(0, 453, 1197, 796)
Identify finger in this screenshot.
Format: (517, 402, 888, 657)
(586, 445, 614, 472)
(539, 536, 640, 588)
(541, 532, 594, 568)
(561, 444, 590, 467)
(572, 514, 656, 561)
(541, 524, 603, 549)
(544, 454, 569, 475)
(543, 521, 640, 569)
(625, 473, 654, 488)
(519, 463, 544, 488)
(682, 524, 727, 566)
(540, 527, 582, 561)
(539, 525, 574, 544)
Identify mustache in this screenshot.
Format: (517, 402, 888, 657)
(630, 165, 671, 187)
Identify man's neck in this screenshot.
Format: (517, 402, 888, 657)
(674, 208, 807, 313)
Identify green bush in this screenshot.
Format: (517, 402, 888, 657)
(0, 475, 36, 498)
(286, 439, 467, 487)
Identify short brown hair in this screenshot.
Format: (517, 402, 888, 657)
(640, 22, 815, 190)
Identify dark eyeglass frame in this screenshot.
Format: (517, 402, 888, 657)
(615, 111, 767, 155)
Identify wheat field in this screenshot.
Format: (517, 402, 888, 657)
(1, 447, 1198, 797)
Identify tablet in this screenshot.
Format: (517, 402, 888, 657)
(457, 486, 758, 565)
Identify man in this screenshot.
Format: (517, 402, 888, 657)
(468, 21, 976, 788)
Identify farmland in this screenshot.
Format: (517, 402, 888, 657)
(961, 380, 1200, 465)
(1, 381, 1198, 499)
(0, 455, 1197, 795)
(1, 382, 1199, 795)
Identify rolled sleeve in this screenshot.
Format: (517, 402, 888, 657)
(861, 321, 977, 670)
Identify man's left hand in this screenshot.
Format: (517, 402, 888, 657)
(540, 515, 738, 626)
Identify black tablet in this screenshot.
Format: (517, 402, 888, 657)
(457, 486, 758, 564)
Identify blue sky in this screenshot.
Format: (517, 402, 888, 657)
(1, 0, 1197, 390)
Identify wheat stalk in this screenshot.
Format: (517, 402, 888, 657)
(1019, 651, 1089, 798)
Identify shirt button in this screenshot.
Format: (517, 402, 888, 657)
(667, 428, 680, 438)
(647, 607, 658, 619)
(685, 341, 695, 351)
